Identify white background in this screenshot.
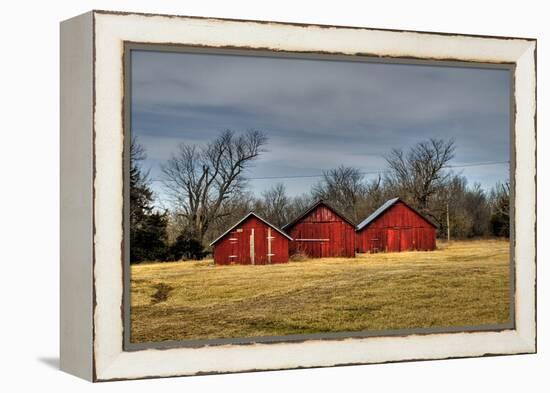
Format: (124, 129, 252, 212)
(0, 0, 546, 391)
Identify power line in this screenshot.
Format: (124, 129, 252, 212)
(149, 160, 509, 182)
(248, 171, 381, 180)
(445, 161, 510, 169)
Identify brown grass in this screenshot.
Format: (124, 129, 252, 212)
(130, 239, 510, 343)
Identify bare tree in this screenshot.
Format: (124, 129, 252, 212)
(490, 181, 510, 218)
(436, 175, 468, 240)
(257, 183, 290, 228)
(356, 175, 390, 218)
(312, 165, 367, 222)
(286, 193, 315, 223)
(385, 138, 455, 213)
(161, 129, 267, 243)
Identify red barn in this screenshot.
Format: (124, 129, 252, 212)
(210, 212, 292, 265)
(355, 197, 436, 253)
(283, 200, 356, 258)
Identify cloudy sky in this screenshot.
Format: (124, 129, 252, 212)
(131, 49, 511, 202)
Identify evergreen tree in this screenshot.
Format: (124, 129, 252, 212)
(165, 231, 206, 261)
(130, 138, 168, 262)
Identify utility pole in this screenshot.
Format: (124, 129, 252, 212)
(446, 200, 451, 242)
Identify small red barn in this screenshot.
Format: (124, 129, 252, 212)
(283, 200, 356, 258)
(210, 212, 292, 265)
(355, 197, 436, 253)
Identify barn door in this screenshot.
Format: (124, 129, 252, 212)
(321, 224, 330, 257)
(228, 228, 242, 264)
(386, 229, 400, 252)
(400, 228, 412, 251)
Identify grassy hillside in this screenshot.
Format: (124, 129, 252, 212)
(130, 239, 510, 343)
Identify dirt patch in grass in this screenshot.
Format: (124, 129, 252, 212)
(150, 283, 174, 304)
(130, 239, 510, 343)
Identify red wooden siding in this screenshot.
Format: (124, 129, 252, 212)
(212, 215, 290, 265)
(355, 201, 436, 253)
(285, 202, 355, 258)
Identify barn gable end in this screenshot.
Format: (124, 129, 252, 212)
(211, 212, 292, 265)
(355, 197, 437, 253)
(283, 200, 356, 258)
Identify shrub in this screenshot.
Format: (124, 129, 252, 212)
(289, 252, 309, 262)
(165, 233, 206, 261)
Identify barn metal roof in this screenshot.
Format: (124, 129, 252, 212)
(356, 197, 437, 231)
(356, 197, 400, 231)
(209, 212, 293, 246)
(282, 200, 356, 231)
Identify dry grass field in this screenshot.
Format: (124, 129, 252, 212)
(130, 239, 510, 343)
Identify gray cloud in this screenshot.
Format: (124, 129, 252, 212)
(131, 50, 510, 199)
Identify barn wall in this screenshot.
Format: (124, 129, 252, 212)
(287, 205, 355, 258)
(213, 216, 289, 265)
(356, 202, 436, 253)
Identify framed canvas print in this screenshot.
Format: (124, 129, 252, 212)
(60, 10, 537, 382)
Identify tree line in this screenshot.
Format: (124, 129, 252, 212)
(130, 130, 510, 263)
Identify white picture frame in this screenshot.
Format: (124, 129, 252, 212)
(60, 10, 536, 382)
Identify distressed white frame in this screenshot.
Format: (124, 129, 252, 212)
(61, 10, 536, 381)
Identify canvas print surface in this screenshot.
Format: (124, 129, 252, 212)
(127, 48, 512, 345)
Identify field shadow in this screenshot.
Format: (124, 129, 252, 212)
(37, 356, 59, 370)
